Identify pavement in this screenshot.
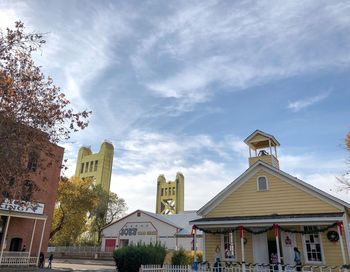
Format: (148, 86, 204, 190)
(36, 258, 116, 272)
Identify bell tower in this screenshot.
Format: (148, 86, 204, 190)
(244, 130, 280, 168)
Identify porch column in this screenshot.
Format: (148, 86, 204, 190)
(343, 214, 350, 261)
(202, 233, 206, 263)
(274, 224, 282, 272)
(36, 218, 46, 266)
(337, 221, 347, 265)
(28, 219, 37, 257)
(0, 215, 11, 265)
(240, 226, 246, 272)
(193, 227, 197, 262)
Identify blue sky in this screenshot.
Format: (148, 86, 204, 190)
(1, 0, 350, 212)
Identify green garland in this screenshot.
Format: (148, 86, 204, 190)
(194, 222, 338, 235)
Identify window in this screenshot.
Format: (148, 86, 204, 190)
(89, 161, 93, 172)
(257, 176, 268, 191)
(222, 232, 235, 260)
(94, 160, 98, 171)
(80, 163, 84, 174)
(137, 212, 141, 217)
(22, 180, 34, 201)
(173, 187, 176, 195)
(85, 162, 89, 173)
(303, 226, 323, 263)
(161, 188, 164, 196)
(27, 152, 39, 172)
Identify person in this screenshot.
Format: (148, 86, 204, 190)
(214, 246, 221, 272)
(38, 252, 44, 268)
(48, 253, 53, 269)
(294, 247, 302, 271)
(21, 245, 26, 252)
(271, 252, 278, 271)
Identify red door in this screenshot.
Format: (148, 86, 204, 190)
(105, 239, 116, 252)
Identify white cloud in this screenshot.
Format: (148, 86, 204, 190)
(131, 1, 350, 110)
(287, 93, 330, 112)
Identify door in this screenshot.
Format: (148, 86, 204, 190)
(253, 232, 269, 264)
(9, 237, 22, 251)
(281, 231, 296, 265)
(105, 239, 116, 252)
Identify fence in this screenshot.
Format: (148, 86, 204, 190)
(139, 263, 346, 272)
(50, 246, 113, 259)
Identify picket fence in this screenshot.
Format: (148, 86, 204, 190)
(139, 263, 346, 272)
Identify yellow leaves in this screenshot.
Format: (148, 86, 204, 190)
(346, 132, 350, 151)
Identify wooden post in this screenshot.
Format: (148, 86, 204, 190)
(274, 224, 282, 272)
(36, 219, 46, 266)
(240, 226, 246, 272)
(338, 221, 347, 265)
(28, 219, 37, 257)
(0, 215, 11, 265)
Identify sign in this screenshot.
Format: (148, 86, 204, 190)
(119, 222, 157, 237)
(0, 198, 44, 215)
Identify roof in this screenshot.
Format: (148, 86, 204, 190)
(102, 209, 202, 235)
(191, 212, 344, 226)
(197, 160, 350, 216)
(244, 130, 280, 149)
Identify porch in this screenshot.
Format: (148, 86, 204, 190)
(0, 208, 47, 267)
(190, 212, 350, 270)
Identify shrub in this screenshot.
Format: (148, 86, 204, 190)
(113, 243, 166, 272)
(171, 248, 203, 265)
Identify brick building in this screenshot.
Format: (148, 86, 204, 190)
(0, 136, 64, 266)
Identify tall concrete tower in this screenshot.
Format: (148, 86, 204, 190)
(75, 141, 114, 193)
(156, 172, 184, 215)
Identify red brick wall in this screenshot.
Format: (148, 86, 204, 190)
(3, 142, 64, 256)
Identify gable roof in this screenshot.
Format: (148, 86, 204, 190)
(244, 130, 280, 149)
(197, 160, 350, 216)
(102, 209, 181, 231)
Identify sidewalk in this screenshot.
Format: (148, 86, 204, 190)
(54, 258, 115, 266)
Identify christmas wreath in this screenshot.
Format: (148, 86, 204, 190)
(327, 231, 339, 242)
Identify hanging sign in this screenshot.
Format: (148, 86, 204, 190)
(0, 198, 44, 215)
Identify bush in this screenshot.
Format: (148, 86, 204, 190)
(171, 248, 203, 265)
(113, 243, 166, 272)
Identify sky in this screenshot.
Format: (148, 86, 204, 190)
(1, 0, 350, 213)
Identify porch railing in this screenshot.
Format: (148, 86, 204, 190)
(0, 252, 37, 266)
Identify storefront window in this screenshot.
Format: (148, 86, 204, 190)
(303, 226, 323, 263)
(222, 232, 235, 260)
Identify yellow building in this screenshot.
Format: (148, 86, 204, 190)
(191, 130, 350, 269)
(156, 173, 184, 215)
(75, 141, 114, 192)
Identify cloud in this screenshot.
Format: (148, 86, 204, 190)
(287, 93, 330, 112)
(131, 1, 350, 111)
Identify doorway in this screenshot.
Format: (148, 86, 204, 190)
(9, 237, 22, 251)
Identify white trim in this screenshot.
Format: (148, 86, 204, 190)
(301, 225, 326, 265)
(193, 216, 344, 227)
(343, 214, 350, 261)
(256, 176, 269, 192)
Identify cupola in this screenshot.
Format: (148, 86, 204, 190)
(244, 130, 280, 168)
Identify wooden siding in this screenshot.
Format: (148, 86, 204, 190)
(249, 156, 279, 168)
(207, 170, 340, 218)
(249, 134, 269, 143)
(205, 233, 221, 263)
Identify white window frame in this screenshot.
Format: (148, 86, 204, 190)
(301, 226, 325, 265)
(221, 231, 236, 261)
(256, 176, 269, 192)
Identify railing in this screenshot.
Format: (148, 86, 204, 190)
(0, 252, 37, 266)
(140, 264, 192, 271)
(140, 263, 346, 272)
